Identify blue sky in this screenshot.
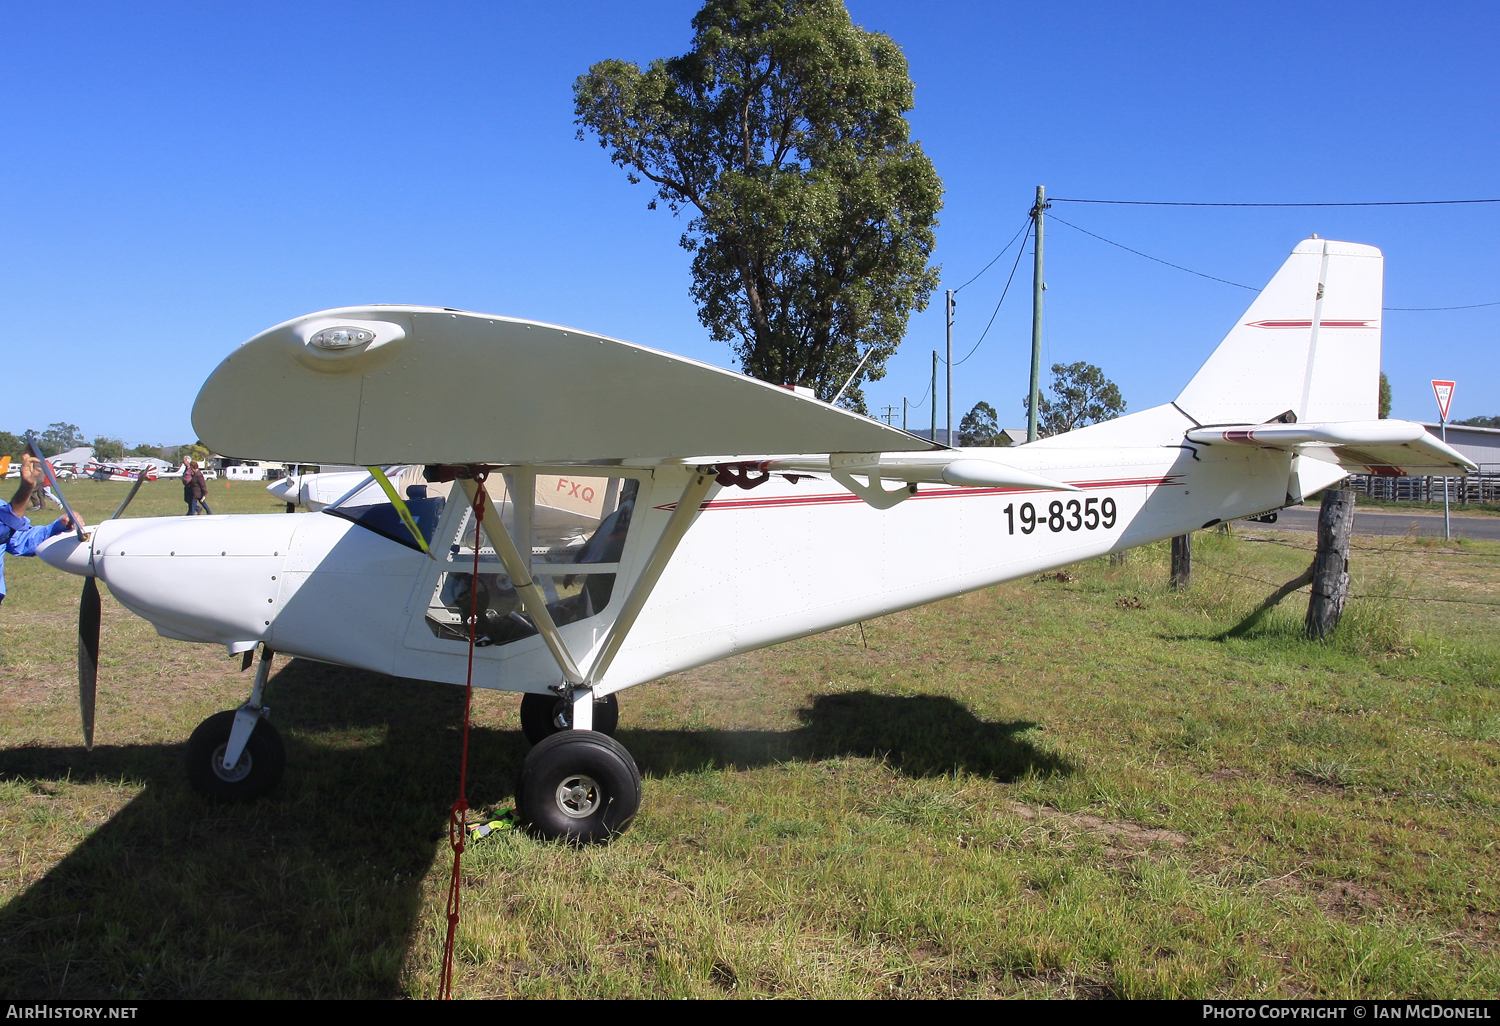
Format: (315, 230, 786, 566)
(2, 1, 1495, 445)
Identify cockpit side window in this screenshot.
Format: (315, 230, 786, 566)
(424, 473, 638, 648)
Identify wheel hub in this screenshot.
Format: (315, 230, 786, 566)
(555, 774, 600, 818)
(210, 743, 253, 783)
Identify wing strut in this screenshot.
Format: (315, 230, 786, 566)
(459, 467, 716, 695)
(458, 477, 585, 685)
(584, 467, 717, 688)
(368, 466, 432, 555)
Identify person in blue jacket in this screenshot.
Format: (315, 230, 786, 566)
(1, 453, 84, 604)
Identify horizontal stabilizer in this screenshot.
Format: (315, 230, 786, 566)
(193, 307, 944, 465)
(1185, 419, 1475, 475)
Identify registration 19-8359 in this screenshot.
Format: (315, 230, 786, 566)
(1004, 497, 1117, 535)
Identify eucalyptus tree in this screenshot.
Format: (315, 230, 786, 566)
(958, 401, 1000, 446)
(1023, 362, 1126, 438)
(574, 0, 943, 412)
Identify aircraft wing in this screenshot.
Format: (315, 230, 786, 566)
(192, 307, 945, 465)
(1184, 419, 1476, 476)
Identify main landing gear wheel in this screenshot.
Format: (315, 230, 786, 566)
(519, 691, 619, 745)
(515, 730, 641, 844)
(185, 710, 286, 801)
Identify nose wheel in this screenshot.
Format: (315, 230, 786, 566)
(515, 730, 641, 844)
(185, 710, 286, 800)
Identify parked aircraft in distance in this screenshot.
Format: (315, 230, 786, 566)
(80, 461, 160, 483)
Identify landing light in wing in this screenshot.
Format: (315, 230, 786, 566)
(308, 326, 376, 350)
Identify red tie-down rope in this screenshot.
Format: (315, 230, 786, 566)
(439, 470, 487, 999)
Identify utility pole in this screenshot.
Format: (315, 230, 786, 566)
(945, 289, 954, 445)
(931, 350, 938, 442)
(1028, 185, 1046, 443)
(902, 396, 908, 432)
(879, 404, 899, 426)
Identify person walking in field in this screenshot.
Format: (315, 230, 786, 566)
(183, 460, 212, 515)
(1, 453, 83, 606)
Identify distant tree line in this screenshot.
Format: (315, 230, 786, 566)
(0, 423, 182, 460)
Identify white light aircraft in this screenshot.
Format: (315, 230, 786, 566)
(36, 238, 1474, 843)
(266, 466, 382, 511)
(80, 461, 160, 483)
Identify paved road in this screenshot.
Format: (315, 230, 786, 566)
(1247, 506, 1500, 541)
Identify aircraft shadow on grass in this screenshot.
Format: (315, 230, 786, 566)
(0, 660, 1068, 998)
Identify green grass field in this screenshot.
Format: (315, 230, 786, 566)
(1, 480, 1498, 998)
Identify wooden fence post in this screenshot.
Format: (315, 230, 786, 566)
(1305, 489, 1355, 639)
(1170, 534, 1192, 589)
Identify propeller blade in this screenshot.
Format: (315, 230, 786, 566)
(110, 468, 152, 520)
(78, 576, 100, 751)
(24, 434, 85, 541)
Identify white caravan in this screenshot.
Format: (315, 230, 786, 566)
(37, 238, 1474, 842)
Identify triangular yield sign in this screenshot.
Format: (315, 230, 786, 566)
(1431, 380, 1456, 421)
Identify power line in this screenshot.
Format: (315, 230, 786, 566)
(1051, 214, 1500, 313)
(1051, 197, 1500, 208)
(1384, 300, 1500, 311)
(1048, 214, 1258, 290)
(953, 217, 1032, 293)
(954, 217, 1034, 367)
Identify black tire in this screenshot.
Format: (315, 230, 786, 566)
(185, 710, 286, 801)
(519, 691, 618, 745)
(515, 730, 641, 844)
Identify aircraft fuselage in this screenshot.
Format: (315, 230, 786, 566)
(41, 407, 1341, 699)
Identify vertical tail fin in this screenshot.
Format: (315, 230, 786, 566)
(1174, 239, 1382, 426)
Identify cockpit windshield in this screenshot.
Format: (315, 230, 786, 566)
(323, 467, 451, 552)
